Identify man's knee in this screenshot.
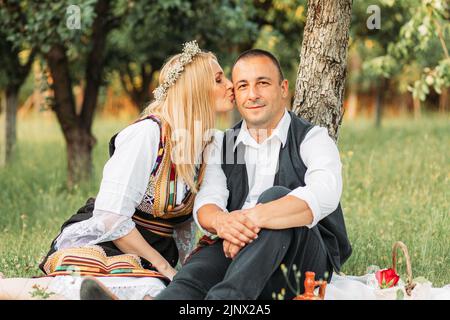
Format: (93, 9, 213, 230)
(255, 228, 294, 247)
(257, 186, 291, 204)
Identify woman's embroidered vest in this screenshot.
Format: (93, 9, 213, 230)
(109, 115, 205, 237)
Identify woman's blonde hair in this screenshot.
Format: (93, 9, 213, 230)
(141, 52, 217, 193)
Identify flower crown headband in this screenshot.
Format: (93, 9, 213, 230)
(153, 40, 202, 102)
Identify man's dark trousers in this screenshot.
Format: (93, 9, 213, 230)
(155, 186, 332, 300)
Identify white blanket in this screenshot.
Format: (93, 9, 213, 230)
(325, 273, 450, 300)
(48, 273, 450, 300)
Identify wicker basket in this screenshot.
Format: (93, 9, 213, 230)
(391, 241, 416, 296)
(374, 241, 417, 299)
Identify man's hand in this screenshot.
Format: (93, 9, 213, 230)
(223, 239, 245, 259)
(221, 205, 264, 258)
(212, 211, 260, 247)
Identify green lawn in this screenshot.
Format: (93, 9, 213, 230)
(0, 112, 449, 286)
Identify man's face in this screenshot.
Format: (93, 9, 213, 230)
(232, 56, 288, 129)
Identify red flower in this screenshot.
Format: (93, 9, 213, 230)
(376, 268, 400, 289)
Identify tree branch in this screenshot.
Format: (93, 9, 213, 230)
(46, 44, 79, 139)
(80, 0, 111, 130)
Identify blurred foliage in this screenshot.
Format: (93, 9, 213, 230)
(105, 0, 260, 109)
(0, 0, 127, 103)
(0, 0, 448, 110)
(361, 0, 450, 101)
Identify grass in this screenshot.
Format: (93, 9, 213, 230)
(0, 112, 449, 286)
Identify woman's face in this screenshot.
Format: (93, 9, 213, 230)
(211, 59, 234, 113)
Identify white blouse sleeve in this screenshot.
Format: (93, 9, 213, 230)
(193, 130, 229, 236)
(55, 119, 160, 250)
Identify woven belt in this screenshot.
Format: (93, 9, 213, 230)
(132, 215, 175, 237)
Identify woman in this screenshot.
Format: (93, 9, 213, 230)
(0, 40, 234, 300)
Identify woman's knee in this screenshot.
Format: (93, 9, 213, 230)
(257, 186, 292, 204)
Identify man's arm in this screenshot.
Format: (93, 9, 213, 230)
(243, 126, 343, 230)
(225, 126, 342, 258)
(244, 196, 314, 229)
(194, 131, 259, 246)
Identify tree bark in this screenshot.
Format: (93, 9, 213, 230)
(439, 88, 448, 113)
(413, 96, 421, 119)
(5, 86, 18, 161)
(0, 85, 20, 166)
(80, 0, 110, 130)
(119, 65, 156, 111)
(375, 78, 389, 128)
(46, 44, 95, 188)
(45, 0, 111, 188)
(0, 35, 36, 166)
(346, 48, 361, 120)
(0, 92, 6, 166)
(292, 0, 352, 142)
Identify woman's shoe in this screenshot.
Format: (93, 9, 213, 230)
(79, 277, 118, 300)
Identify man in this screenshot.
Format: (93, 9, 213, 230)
(154, 49, 352, 300)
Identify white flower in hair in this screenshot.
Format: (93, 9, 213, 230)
(153, 40, 202, 102)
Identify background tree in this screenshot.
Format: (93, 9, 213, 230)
(349, 0, 414, 127)
(0, 32, 35, 166)
(1, 0, 128, 187)
(363, 0, 450, 119)
(292, 0, 353, 141)
(107, 0, 259, 111)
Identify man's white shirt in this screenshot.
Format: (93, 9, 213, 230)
(193, 109, 343, 235)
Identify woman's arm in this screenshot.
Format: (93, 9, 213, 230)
(113, 228, 176, 280)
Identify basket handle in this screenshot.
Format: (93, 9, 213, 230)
(392, 241, 415, 295)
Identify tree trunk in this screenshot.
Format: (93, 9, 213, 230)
(346, 48, 361, 120)
(46, 45, 96, 189)
(66, 127, 94, 187)
(0, 86, 19, 166)
(439, 88, 448, 113)
(413, 96, 421, 119)
(0, 92, 6, 166)
(375, 78, 388, 128)
(80, 0, 110, 130)
(120, 66, 155, 111)
(45, 0, 110, 188)
(292, 0, 352, 142)
(5, 86, 18, 161)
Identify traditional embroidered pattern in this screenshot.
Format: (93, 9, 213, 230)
(43, 245, 167, 280)
(43, 115, 206, 279)
(135, 115, 206, 225)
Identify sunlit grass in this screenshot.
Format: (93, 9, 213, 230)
(0, 112, 449, 286)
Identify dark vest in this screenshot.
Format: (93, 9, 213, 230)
(221, 111, 352, 272)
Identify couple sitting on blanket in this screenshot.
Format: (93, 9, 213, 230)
(0, 41, 352, 300)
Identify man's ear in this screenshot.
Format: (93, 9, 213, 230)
(281, 79, 289, 98)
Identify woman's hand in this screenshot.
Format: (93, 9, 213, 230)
(113, 228, 178, 280)
(155, 263, 177, 281)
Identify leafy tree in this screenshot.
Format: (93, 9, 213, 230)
(1, 0, 127, 187)
(344, 0, 418, 126)
(363, 0, 450, 118)
(0, 28, 35, 165)
(106, 0, 259, 111)
(252, 0, 308, 86)
(292, 0, 353, 141)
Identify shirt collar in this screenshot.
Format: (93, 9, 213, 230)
(233, 108, 291, 151)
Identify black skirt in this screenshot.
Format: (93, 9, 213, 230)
(39, 197, 179, 276)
